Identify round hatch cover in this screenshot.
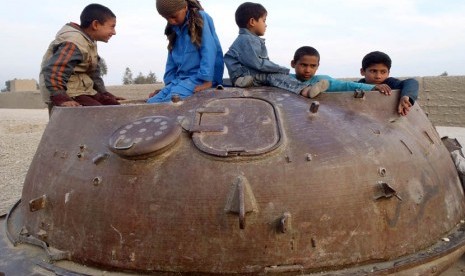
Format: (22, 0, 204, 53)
(109, 116, 181, 158)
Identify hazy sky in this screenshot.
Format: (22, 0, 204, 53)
(1, 0, 465, 90)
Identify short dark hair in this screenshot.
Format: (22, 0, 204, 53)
(293, 46, 320, 63)
(80, 4, 116, 28)
(235, 2, 267, 28)
(361, 51, 392, 71)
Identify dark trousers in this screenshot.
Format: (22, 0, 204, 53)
(73, 93, 120, 106)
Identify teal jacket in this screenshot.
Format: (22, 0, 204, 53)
(290, 74, 375, 92)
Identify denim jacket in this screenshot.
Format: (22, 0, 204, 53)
(224, 28, 289, 83)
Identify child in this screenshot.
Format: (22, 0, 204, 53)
(224, 2, 329, 98)
(359, 51, 419, 116)
(290, 46, 391, 98)
(39, 4, 122, 108)
(147, 0, 224, 103)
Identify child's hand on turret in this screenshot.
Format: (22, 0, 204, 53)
(61, 100, 81, 107)
(398, 96, 412, 116)
(148, 89, 162, 98)
(194, 81, 213, 93)
(373, 84, 392, 95)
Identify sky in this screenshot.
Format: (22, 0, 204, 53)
(1, 0, 465, 90)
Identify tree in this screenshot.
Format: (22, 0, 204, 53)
(133, 72, 145, 84)
(122, 67, 133, 84)
(134, 71, 157, 84)
(99, 58, 108, 77)
(122, 67, 158, 84)
(144, 72, 157, 84)
(439, 71, 448, 77)
(1, 80, 11, 92)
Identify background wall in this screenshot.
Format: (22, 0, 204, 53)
(419, 76, 465, 126)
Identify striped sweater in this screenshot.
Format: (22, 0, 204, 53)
(39, 23, 106, 104)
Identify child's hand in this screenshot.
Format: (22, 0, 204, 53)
(373, 84, 391, 95)
(194, 81, 213, 93)
(398, 96, 412, 116)
(60, 100, 81, 107)
(148, 89, 162, 98)
(103, 91, 125, 101)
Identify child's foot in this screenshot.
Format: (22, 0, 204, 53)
(301, 79, 329, 98)
(309, 79, 329, 98)
(234, 76, 254, 88)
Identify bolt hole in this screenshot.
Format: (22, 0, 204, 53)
(378, 168, 386, 177)
(93, 177, 102, 186)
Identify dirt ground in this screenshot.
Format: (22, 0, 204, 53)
(0, 109, 48, 216)
(1, 108, 465, 275)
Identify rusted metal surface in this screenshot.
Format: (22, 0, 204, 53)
(3, 87, 465, 274)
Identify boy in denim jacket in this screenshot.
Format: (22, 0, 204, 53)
(224, 2, 328, 97)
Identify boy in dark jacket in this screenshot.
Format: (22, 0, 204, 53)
(359, 51, 419, 116)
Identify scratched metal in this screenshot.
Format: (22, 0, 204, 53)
(6, 87, 465, 274)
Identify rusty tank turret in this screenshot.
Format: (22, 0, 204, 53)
(1, 87, 465, 275)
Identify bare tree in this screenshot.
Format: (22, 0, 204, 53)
(122, 67, 133, 85)
(98, 57, 108, 77)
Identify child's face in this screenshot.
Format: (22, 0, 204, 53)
(248, 15, 267, 36)
(291, 55, 320, 81)
(93, 17, 117, 43)
(164, 5, 188, 26)
(360, 63, 390, 84)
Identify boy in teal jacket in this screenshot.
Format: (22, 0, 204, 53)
(290, 46, 390, 98)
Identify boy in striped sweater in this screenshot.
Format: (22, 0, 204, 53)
(39, 3, 123, 109)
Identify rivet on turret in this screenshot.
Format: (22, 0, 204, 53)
(306, 153, 313, 161)
(29, 195, 47, 212)
(354, 89, 366, 99)
(171, 94, 181, 103)
(285, 155, 292, 163)
(378, 168, 386, 177)
(311, 238, 316, 248)
(93, 176, 103, 186)
(309, 101, 320, 114)
(278, 212, 292, 233)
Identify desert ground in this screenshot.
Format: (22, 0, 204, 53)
(1, 108, 465, 275)
(0, 108, 48, 216)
